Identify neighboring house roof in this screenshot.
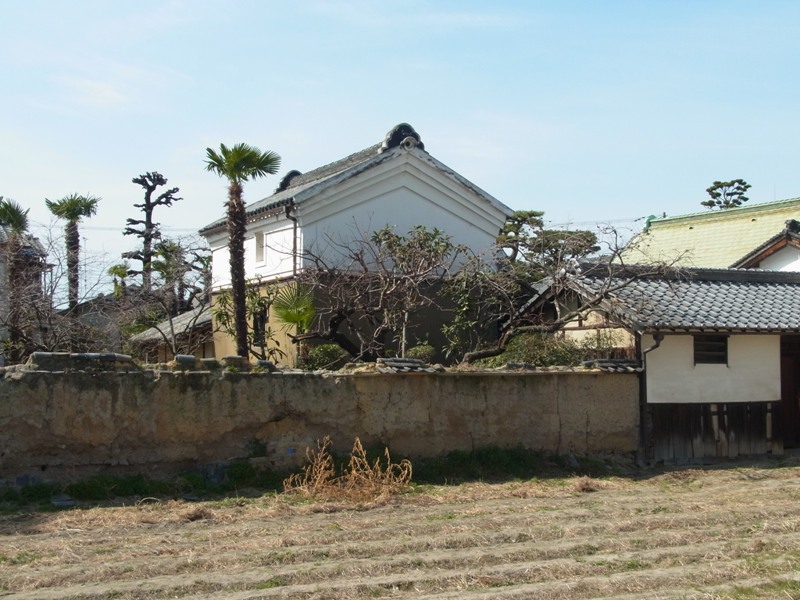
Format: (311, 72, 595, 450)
(129, 305, 212, 345)
(200, 123, 512, 234)
(622, 197, 800, 268)
(565, 264, 800, 334)
(0, 224, 47, 258)
(730, 219, 800, 268)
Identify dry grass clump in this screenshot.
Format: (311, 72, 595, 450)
(572, 475, 600, 493)
(284, 436, 412, 502)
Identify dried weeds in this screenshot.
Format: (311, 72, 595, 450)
(283, 436, 413, 503)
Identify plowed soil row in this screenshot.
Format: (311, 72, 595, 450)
(3, 461, 800, 599)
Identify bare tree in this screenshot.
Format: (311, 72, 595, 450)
(0, 220, 120, 361)
(448, 222, 682, 364)
(293, 225, 468, 361)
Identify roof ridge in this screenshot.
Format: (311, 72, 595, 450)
(279, 142, 382, 192)
(647, 196, 800, 226)
(274, 123, 424, 194)
(583, 262, 800, 284)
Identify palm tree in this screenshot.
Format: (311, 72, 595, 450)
(204, 143, 280, 358)
(107, 262, 130, 300)
(273, 283, 316, 334)
(0, 198, 33, 359)
(272, 283, 316, 365)
(45, 194, 100, 311)
(0, 197, 30, 232)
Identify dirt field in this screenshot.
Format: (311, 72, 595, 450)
(3, 459, 800, 599)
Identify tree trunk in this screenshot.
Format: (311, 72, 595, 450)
(227, 182, 249, 358)
(65, 221, 80, 311)
(460, 330, 514, 364)
(5, 236, 23, 359)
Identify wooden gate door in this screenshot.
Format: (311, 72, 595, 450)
(781, 336, 800, 448)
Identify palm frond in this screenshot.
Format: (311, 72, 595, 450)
(0, 198, 30, 232)
(272, 284, 316, 333)
(45, 194, 100, 222)
(204, 143, 281, 184)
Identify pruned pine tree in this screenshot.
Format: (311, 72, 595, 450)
(123, 172, 182, 292)
(701, 179, 751, 210)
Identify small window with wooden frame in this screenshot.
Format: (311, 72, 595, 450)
(693, 334, 728, 365)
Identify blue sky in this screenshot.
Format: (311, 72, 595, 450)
(2, 1, 799, 280)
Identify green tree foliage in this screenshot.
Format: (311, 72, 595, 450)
(205, 143, 281, 358)
(272, 284, 316, 334)
(107, 262, 130, 299)
(299, 343, 350, 370)
(475, 331, 621, 368)
(0, 197, 30, 232)
(150, 239, 190, 316)
(701, 179, 751, 210)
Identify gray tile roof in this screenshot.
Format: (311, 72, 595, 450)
(200, 123, 512, 234)
(0, 224, 47, 257)
(571, 265, 800, 333)
(200, 125, 421, 233)
(129, 305, 212, 344)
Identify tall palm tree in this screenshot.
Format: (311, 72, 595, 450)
(45, 194, 100, 311)
(205, 143, 280, 358)
(0, 197, 33, 359)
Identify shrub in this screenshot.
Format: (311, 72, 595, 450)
(300, 344, 349, 371)
(405, 343, 436, 363)
(478, 331, 622, 368)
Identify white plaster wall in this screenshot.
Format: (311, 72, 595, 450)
(758, 246, 800, 271)
(250, 221, 296, 280)
(298, 164, 505, 267)
(206, 231, 230, 291)
(644, 333, 780, 404)
(206, 152, 509, 288)
(208, 218, 299, 290)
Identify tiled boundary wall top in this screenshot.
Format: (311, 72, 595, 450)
(0, 353, 639, 484)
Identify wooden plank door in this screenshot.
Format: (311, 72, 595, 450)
(781, 336, 800, 448)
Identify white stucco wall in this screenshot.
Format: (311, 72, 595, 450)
(644, 333, 780, 404)
(297, 158, 505, 268)
(249, 220, 297, 281)
(758, 246, 800, 271)
(207, 216, 299, 290)
(205, 151, 509, 289)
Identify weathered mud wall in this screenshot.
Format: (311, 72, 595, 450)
(0, 354, 639, 483)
